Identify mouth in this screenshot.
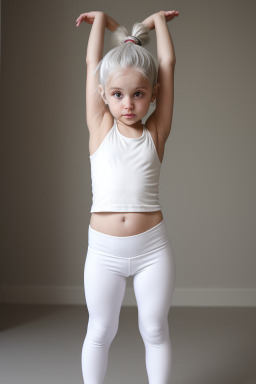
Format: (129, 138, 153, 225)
(123, 114, 135, 118)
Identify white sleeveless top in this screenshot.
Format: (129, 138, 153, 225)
(89, 118, 162, 213)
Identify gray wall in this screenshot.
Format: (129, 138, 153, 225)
(1, 0, 256, 306)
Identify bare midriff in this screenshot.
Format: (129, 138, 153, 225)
(90, 210, 164, 237)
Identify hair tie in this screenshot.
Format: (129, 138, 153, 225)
(122, 36, 142, 46)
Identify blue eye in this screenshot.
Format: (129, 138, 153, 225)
(113, 92, 122, 98)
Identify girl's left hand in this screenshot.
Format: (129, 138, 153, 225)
(142, 10, 179, 30)
(164, 10, 179, 22)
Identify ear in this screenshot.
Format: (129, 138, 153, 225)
(151, 83, 160, 102)
(98, 84, 107, 104)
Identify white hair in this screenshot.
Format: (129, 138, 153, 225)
(94, 23, 158, 91)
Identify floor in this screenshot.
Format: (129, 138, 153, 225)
(0, 304, 256, 384)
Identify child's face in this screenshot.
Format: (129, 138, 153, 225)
(101, 67, 157, 125)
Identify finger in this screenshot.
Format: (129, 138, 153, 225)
(165, 11, 179, 20)
(76, 13, 84, 21)
(165, 10, 179, 15)
(76, 15, 87, 25)
(76, 12, 87, 21)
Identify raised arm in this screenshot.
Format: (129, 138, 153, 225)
(142, 11, 179, 143)
(76, 12, 120, 132)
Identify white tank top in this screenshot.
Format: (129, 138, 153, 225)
(89, 118, 162, 213)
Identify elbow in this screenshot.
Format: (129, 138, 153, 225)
(86, 57, 100, 67)
(86, 56, 94, 65)
(159, 58, 176, 67)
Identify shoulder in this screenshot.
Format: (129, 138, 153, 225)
(144, 118, 157, 142)
(144, 117, 166, 164)
(88, 110, 113, 137)
(89, 111, 114, 157)
(145, 114, 168, 147)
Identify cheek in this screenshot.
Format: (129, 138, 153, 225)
(111, 102, 120, 111)
(108, 101, 120, 114)
(140, 100, 150, 110)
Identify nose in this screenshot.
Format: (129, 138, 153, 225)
(123, 96, 134, 110)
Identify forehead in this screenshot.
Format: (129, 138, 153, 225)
(106, 67, 150, 89)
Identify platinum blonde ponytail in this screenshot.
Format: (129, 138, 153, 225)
(111, 22, 150, 47)
(131, 22, 150, 45)
(111, 25, 129, 46)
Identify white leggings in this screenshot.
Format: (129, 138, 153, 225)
(81, 219, 176, 384)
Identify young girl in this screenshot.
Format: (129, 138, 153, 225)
(76, 9, 179, 383)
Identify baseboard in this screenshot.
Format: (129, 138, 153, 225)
(1, 285, 256, 307)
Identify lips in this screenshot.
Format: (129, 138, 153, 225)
(124, 114, 135, 117)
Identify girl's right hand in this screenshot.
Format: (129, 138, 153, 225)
(75, 11, 119, 31)
(75, 11, 103, 27)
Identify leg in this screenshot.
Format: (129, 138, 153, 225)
(133, 242, 176, 384)
(82, 249, 127, 384)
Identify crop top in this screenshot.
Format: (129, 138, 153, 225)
(89, 118, 162, 213)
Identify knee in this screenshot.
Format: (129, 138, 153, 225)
(139, 318, 169, 346)
(87, 319, 118, 346)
